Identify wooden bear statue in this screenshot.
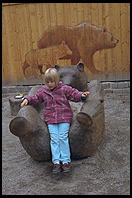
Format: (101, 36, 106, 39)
(9, 63, 105, 161)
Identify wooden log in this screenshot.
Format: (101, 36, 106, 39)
(9, 96, 23, 116)
(77, 79, 104, 127)
(70, 80, 105, 158)
(9, 105, 51, 161)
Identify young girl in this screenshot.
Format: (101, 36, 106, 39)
(21, 68, 90, 173)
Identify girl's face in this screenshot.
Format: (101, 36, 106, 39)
(46, 80, 56, 90)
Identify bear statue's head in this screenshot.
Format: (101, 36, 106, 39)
(54, 62, 88, 91)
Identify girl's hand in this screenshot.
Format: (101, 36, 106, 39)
(81, 91, 90, 97)
(20, 99, 28, 108)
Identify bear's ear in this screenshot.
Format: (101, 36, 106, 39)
(77, 62, 84, 72)
(54, 64, 60, 71)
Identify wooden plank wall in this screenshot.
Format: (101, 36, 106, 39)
(2, 3, 130, 85)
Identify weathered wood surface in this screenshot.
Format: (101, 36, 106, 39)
(9, 97, 23, 116)
(2, 3, 130, 85)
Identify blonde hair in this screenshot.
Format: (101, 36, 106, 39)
(44, 68, 60, 85)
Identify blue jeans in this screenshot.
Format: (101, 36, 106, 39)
(48, 123, 71, 164)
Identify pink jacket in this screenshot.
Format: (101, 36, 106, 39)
(26, 81, 83, 124)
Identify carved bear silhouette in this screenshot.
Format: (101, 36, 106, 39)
(37, 21, 119, 73)
(22, 41, 72, 76)
(9, 63, 105, 161)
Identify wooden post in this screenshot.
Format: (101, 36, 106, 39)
(9, 96, 23, 116)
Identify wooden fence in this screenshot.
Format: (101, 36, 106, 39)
(2, 3, 130, 85)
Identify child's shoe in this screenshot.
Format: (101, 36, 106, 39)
(52, 163, 61, 174)
(62, 163, 71, 173)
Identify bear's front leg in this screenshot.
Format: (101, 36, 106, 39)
(22, 61, 30, 76)
(38, 65, 44, 74)
(81, 54, 102, 74)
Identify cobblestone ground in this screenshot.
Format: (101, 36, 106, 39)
(2, 88, 130, 195)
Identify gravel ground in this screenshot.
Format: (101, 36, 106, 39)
(2, 88, 130, 195)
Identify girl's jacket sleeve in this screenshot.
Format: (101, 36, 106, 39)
(25, 87, 44, 105)
(64, 85, 83, 102)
